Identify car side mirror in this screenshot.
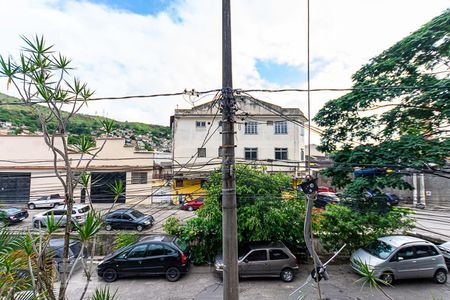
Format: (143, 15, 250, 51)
(244, 259, 249, 263)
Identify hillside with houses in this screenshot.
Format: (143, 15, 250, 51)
(0, 93, 172, 152)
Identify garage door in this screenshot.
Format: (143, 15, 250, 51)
(0, 172, 31, 204)
(91, 172, 126, 203)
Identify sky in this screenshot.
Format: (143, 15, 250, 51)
(0, 0, 448, 143)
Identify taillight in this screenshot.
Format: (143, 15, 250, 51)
(181, 252, 187, 264)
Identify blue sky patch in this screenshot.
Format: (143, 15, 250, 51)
(255, 59, 306, 86)
(86, 0, 179, 17)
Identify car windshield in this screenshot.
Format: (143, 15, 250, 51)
(3, 208, 21, 213)
(363, 240, 396, 259)
(174, 238, 189, 252)
(37, 196, 47, 200)
(130, 210, 144, 219)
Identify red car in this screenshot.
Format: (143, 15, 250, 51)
(318, 186, 336, 193)
(183, 197, 205, 211)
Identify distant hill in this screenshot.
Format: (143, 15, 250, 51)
(0, 93, 171, 146)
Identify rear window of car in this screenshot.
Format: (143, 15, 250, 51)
(78, 206, 90, 214)
(174, 238, 189, 253)
(270, 249, 289, 260)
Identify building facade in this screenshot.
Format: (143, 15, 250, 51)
(0, 136, 171, 205)
(170, 96, 307, 196)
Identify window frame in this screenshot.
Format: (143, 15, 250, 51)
(245, 249, 268, 262)
(131, 172, 148, 185)
(197, 148, 206, 158)
(195, 121, 206, 128)
(244, 147, 258, 160)
(244, 121, 258, 135)
(269, 249, 290, 260)
(274, 148, 288, 160)
(274, 121, 288, 134)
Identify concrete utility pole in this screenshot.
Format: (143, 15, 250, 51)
(221, 0, 239, 299)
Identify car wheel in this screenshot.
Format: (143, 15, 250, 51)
(380, 272, 394, 285)
(136, 225, 144, 232)
(166, 267, 181, 282)
(102, 268, 118, 283)
(50, 203, 55, 208)
(434, 269, 447, 284)
(105, 224, 113, 231)
(280, 268, 294, 282)
(28, 203, 36, 210)
(187, 206, 194, 211)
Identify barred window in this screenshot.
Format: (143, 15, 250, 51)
(274, 121, 287, 134)
(245, 121, 258, 135)
(198, 148, 206, 157)
(196, 121, 206, 128)
(131, 172, 148, 184)
(275, 148, 288, 160)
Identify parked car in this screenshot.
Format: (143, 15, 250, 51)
(32, 204, 90, 228)
(364, 190, 400, 206)
(351, 235, 448, 285)
(48, 238, 88, 276)
(437, 241, 450, 268)
(0, 207, 29, 227)
(103, 208, 154, 232)
(383, 193, 400, 206)
(97, 234, 190, 282)
(314, 192, 340, 208)
(28, 194, 65, 209)
(214, 241, 299, 282)
(182, 197, 205, 211)
(318, 186, 336, 193)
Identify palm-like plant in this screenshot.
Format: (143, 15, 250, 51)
(354, 259, 393, 300)
(90, 287, 118, 300)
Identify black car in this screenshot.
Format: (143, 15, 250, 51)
(0, 207, 29, 227)
(314, 192, 340, 208)
(103, 208, 154, 232)
(48, 238, 88, 275)
(97, 234, 190, 282)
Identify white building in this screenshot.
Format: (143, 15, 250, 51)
(171, 96, 307, 178)
(0, 136, 171, 205)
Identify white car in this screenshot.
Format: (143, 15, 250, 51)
(28, 194, 65, 209)
(32, 204, 90, 229)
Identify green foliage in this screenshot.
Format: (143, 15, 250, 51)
(164, 165, 308, 264)
(162, 217, 183, 236)
(314, 10, 450, 191)
(113, 232, 139, 250)
(90, 287, 118, 300)
(73, 211, 103, 242)
(319, 204, 414, 253)
(354, 259, 393, 299)
(0, 93, 171, 141)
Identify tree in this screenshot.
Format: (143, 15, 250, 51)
(314, 10, 450, 192)
(164, 164, 311, 264)
(0, 36, 114, 299)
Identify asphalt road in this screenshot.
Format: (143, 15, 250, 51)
(65, 264, 450, 300)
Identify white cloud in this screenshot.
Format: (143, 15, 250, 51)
(0, 0, 447, 145)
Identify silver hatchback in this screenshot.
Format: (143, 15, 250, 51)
(351, 235, 448, 285)
(215, 241, 299, 282)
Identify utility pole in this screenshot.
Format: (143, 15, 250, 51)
(221, 0, 239, 299)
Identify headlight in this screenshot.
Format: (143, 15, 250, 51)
(143, 221, 150, 225)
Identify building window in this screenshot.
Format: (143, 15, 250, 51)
(198, 148, 206, 157)
(218, 147, 223, 157)
(300, 148, 305, 161)
(244, 148, 258, 160)
(274, 121, 287, 134)
(244, 121, 258, 135)
(131, 172, 148, 184)
(175, 179, 183, 187)
(196, 121, 206, 128)
(275, 148, 288, 160)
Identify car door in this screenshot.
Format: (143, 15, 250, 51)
(121, 213, 134, 229)
(389, 246, 417, 279)
(414, 245, 439, 278)
(38, 196, 50, 208)
(268, 249, 291, 275)
(240, 250, 269, 276)
(140, 243, 172, 275)
(120, 244, 149, 276)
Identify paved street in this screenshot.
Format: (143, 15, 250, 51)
(409, 207, 450, 243)
(66, 264, 450, 300)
